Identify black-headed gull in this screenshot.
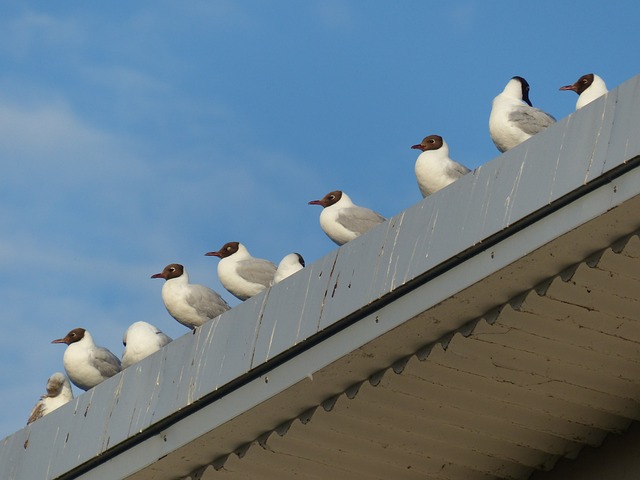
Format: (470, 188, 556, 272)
(411, 134, 470, 197)
(27, 372, 74, 424)
(272, 253, 305, 284)
(121, 321, 172, 369)
(52, 328, 122, 391)
(205, 242, 277, 301)
(560, 73, 608, 110)
(308, 190, 386, 246)
(151, 263, 230, 329)
(489, 76, 556, 152)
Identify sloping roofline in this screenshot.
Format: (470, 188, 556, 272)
(2, 75, 640, 480)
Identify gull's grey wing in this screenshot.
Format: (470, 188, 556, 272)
(447, 161, 471, 178)
(187, 285, 231, 320)
(509, 106, 556, 135)
(93, 347, 122, 378)
(236, 259, 277, 288)
(337, 207, 386, 236)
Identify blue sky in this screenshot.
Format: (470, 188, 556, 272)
(0, 0, 637, 438)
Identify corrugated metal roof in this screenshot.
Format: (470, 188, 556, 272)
(1, 75, 639, 480)
(192, 232, 640, 480)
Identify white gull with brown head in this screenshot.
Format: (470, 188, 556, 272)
(411, 134, 470, 197)
(309, 190, 386, 246)
(560, 73, 608, 110)
(205, 242, 277, 301)
(151, 263, 230, 329)
(52, 328, 121, 391)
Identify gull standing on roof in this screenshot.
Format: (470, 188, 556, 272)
(308, 190, 386, 246)
(121, 321, 173, 369)
(52, 328, 122, 391)
(205, 242, 277, 301)
(489, 76, 556, 153)
(560, 73, 608, 110)
(27, 372, 74, 424)
(272, 253, 305, 284)
(151, 263, 230, 329)
(411, 134, 470, 197)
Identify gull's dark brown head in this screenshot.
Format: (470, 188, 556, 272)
(308, 190, 343, 208)
(205, 241, 240, 259)
(560, 73, 594, 95)
(411, 134, 443, 152)
(51, 328, 86, 346)
(151, 263, 185, 281)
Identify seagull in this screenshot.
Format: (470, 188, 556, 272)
(308, 190, 386, 246)
(560, 73, 608, 110)
(151, 263, 230, 329)
(272, 253, 305, 284)
(205, 242, 277, 301)
(489, 76, 556, 152)
(27, 372, 74, 425)
(51, 328, 122, 391)
(411, 134, 470, 197)
(121, 321, 173, 369)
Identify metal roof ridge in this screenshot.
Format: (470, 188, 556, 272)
(199, 228, 639, 475)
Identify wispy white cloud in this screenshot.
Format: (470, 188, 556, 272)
(0, 10, 87, 58)
(0, 1, 336, 438)
(82, 65, 170, 96)
(0, 99, 112, 164)
(447, 2, 476, 32)
(312, 0, 355, 29)
(127, 0, 254, 33)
